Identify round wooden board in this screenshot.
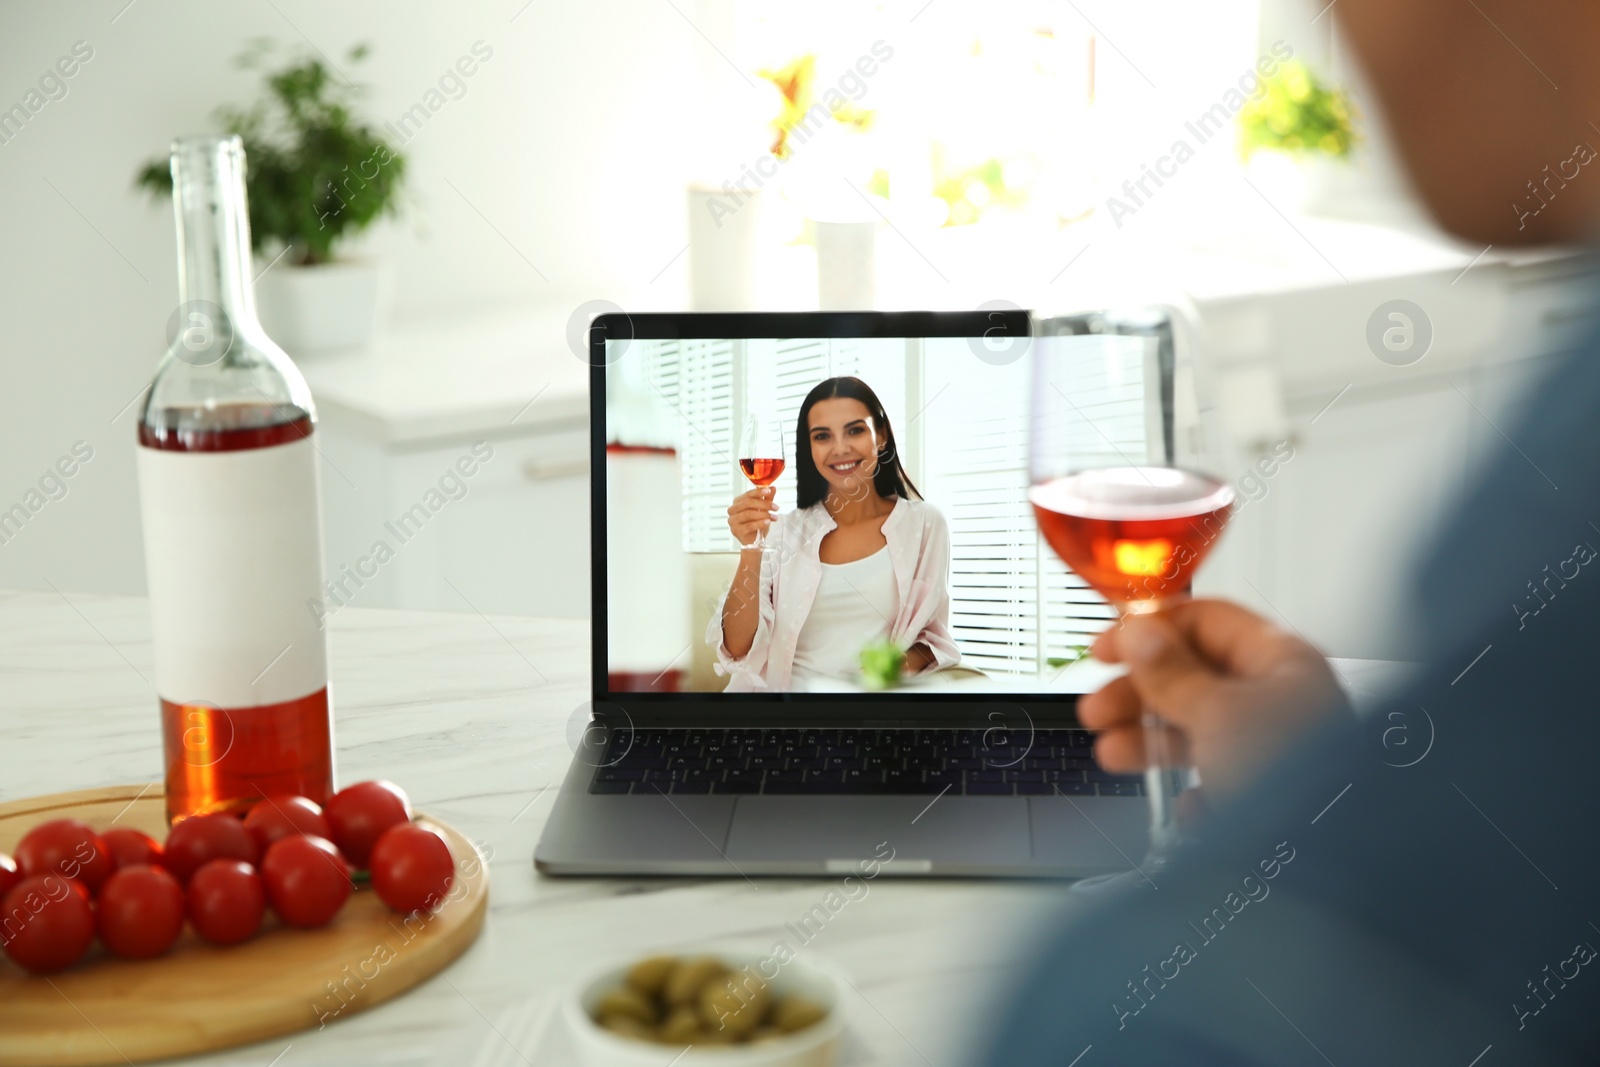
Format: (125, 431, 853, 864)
(0, 784, 489, 1067)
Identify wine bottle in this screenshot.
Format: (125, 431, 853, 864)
(136, 135, 333, 823)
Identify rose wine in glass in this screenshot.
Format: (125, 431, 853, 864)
(1029, 468, 1234, 612)
(739, 457, 786, 486)
(738, 413, 786, 551)
(1030, 310, 1235, 873)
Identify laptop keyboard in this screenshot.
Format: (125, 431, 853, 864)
(587, 727, 1144, 797)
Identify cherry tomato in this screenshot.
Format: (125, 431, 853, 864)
(369, 823, 455, 915)
(324, 781, 412, 868)
(243, 795, 331, 856)
(164, 813, 256, 884)
(261, 835, 351, 928)
(14, 819, 113, 894)
(97, 865, 185, 959)
(186, 860, 265, 945)
(0, 854, 19, 900)
(0, 874, 95, 973)
(101, 828, 164, 873)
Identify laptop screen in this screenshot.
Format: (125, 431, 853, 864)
(595, 311, 1153, 702)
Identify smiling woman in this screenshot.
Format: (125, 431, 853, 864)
(709, 376, 960, 692)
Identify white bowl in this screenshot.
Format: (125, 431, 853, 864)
(564, 949, 848, 1067)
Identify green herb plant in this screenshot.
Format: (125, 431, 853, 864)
(1045, 643, 1092, 670)
(858, 639, 907, 691)
(135, 40, 405, 266)
(1238, 60, 1358, 162)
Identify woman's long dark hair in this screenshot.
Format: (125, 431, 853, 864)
(794, 377, 923, 509)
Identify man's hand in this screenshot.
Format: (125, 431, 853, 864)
(1078, 599, 1351, 800)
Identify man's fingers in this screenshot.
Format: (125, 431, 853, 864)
(1092, 724, 1192, 773)
(1117, 613, 1227, 729)
(1077, 675, 1140, 731)
(1093, 727, 1145, 774)
(1095, 599, 1294, 677)
(1163, 600, 1292, 675)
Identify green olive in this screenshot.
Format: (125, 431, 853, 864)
(691, 1027, 737, 1046)
(699, 976, 772, 1038)
(626, 955, 677, 997)
(658, 1005, 703, 1044)
(596, 986, 657, 1026)
(600, 1013, 655, 1041)
(773, 995, 828, 1033)
(664, 956, 728, 1007)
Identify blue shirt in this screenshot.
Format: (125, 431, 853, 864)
(975, 314, 1600, 1064)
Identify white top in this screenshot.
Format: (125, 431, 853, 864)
(789, 545, 898, 683)
(707, 497, 961, 692)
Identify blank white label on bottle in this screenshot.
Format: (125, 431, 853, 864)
(137, 437, 328, 708)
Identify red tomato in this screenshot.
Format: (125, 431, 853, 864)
(324, 781, 412, 868)
(97, 865, 185, 959)
(101, 828, 164, 873)
(0, 874, 95, 973)
(186, 860, 265, 945)
(369, 823, 455, 915)
(164, 813, 256, 884)
(14, 819, 113, 894)
(261, 835, 351, 928)
(243, 795, 331, 855)
(0, 854, 19, 899)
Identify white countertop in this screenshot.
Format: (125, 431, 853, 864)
(0, 588, 1410, 1065)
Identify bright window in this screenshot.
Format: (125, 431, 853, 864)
(705, 0, 1265, 237)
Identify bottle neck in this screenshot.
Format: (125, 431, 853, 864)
(172, 136, 258, 324)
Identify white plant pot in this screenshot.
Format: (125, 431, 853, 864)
(814, 220, 876, 311)
(254, 259, 390, 355)
(687, 186, 762, 311)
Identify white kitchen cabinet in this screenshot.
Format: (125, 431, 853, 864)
(301, 310, 592, 621)
(1195, 252, 1598, 659)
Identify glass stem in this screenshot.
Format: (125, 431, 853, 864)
(1141, 709, 1183, 863)
(1122, 592, 1188, 869)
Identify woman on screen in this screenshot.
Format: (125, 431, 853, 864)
(707, 376, 960, 691)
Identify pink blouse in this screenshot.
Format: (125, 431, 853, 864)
(706, 496, 962, 691)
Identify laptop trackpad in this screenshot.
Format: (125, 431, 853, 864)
(724, 797, 1030, 869)
(1028, 796, 1148, 868)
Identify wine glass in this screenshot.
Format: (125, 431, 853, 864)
(1028, 309, 1236, 878)
(738, 411, 787, 552)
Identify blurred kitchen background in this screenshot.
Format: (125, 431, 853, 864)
(2, 0, 1594, 663)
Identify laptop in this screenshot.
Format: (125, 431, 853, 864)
(534, 310, 1152, 877)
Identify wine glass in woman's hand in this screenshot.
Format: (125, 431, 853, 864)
(737, 413, 786, 551)
(727, 486, 778, 550)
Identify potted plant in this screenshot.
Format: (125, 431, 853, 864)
(136, 41, 406, 354)
(1237, 60, 1358, 214)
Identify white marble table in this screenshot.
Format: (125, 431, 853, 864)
(0, 589, 1408, 1066)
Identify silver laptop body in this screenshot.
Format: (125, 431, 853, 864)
(535, 310, 1161, 878)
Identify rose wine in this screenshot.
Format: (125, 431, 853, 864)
(1030, 466, 1236, 609)
(138, 136, 333, 823)
(161, 689, 332, 816)
(138, 407, 310, 451)
(739, 457, 786, 487)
